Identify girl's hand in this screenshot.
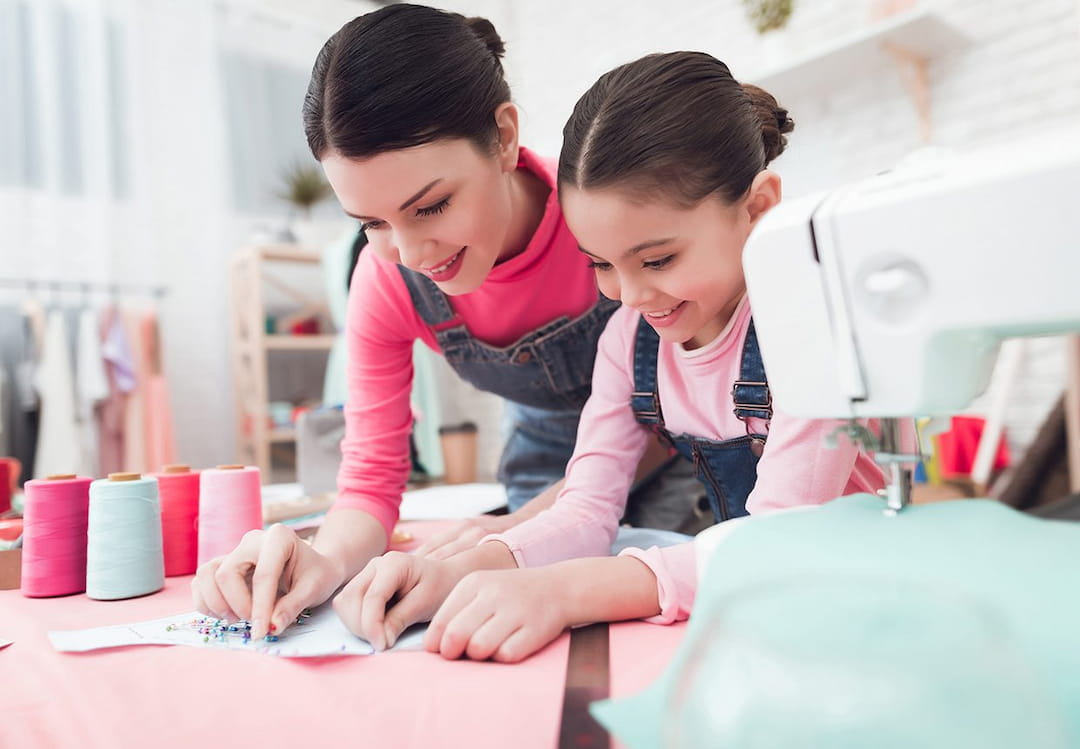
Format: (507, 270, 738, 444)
(333, 552, 468, 650)
(191, 524, 345, 640)
(424, 567, 571, 663)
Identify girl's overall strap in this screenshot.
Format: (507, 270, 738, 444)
(630, 316, 665, 428)
(731, 318, 773, 422)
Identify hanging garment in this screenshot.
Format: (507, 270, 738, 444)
(140, 310, 176, 473)
(97, 306, 135, 476)
(13, 298, 45, 483)
(33, 309, 80, 478)
(75, 306, 109, 477)
(0, 305, 38, 470)
(121, 305, 146, 474)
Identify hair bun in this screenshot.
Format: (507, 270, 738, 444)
(775, 107, 794, 134)
(465, 16, 505, 60)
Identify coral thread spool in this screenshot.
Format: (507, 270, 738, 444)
(154, 464, 200, 576)
(197, 465, 262, 564)
(21, 474, 92, 597)
(86, 472, 165, 600)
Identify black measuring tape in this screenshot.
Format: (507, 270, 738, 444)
(557, 622, 611, 749)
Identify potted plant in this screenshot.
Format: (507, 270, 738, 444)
(743, 0, 794, 67)
(277, 161, 343, 250)
(743, 0, 793, 34)
(277, 160, 333, 221)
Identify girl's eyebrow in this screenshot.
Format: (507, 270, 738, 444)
(577, 238, 675, 259)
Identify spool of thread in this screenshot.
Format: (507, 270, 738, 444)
(21, 474, 92, 597)
(154, 464, 200, 577)
(86, 473, 165, 600)
(198, 465, 262, 564)
(0, 459, 12, 514)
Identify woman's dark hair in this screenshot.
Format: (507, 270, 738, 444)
(304, 4, 510, 160)
(558, 51, 794, 207)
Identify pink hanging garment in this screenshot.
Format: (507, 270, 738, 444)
(140, 309, 176, 472)
(120, 306, 146, 474)
(97, 306, 134, 476)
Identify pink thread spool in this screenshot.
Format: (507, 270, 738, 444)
(154, 464, 200, 576)
(197, 464, 262, 564)
(21, 474, 92, 597)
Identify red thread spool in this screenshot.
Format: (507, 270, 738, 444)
(0, 460, 11, 514)
(21, 474, 92, 597)
(154, 464, 200, 576)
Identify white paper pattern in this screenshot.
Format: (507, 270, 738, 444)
(48, 604, 426, 657)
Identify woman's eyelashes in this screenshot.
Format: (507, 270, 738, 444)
(357, 197, 452, 232)
(415, 197, 450, 217)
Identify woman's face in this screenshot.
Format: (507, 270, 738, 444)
(561, 173, 779, 350)
(322, 138, 515, 295)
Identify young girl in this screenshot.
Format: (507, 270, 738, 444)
(336, 51, 887, 660)
(191, 4, 687, 639)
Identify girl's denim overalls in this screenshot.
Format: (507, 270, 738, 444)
(398, 267, 620, 510)
(629, 316, 773, 522)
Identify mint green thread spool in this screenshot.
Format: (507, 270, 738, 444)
(86, 473, 165, 600)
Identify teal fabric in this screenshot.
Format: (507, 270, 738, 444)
(320, 230, 443, 476)
(592, 495, 1080, 747)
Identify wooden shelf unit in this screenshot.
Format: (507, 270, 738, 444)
(230, 245, 332, 477)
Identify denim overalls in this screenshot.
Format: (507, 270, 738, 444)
(630, 316, 772, 522)
(398, 267, 620, 511)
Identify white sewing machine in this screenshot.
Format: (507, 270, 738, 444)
(742, 133, 1080, 511)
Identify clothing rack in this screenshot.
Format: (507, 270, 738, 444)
(0, 278, 168, 297)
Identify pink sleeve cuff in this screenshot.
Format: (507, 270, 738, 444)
(618, 544, 696, 625)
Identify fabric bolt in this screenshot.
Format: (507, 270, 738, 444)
(490, 300, 886, 622)
(140, 311, 176, 473)
(32, 310, 81, 478)
(333, 148, 611, 537)
(75, 307, 109, 477)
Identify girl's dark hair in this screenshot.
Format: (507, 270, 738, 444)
(304, 4, 510, 160)
(558, 51, 794, 207)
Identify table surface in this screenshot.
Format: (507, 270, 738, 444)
(4, 520, 686, 749)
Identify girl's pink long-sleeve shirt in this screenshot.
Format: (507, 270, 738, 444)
(489, 298, 886, 623)
(332, 148, 602, 537)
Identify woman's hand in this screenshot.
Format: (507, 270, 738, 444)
(191, 523, 346, 640)
(424, 566, 571, 663)
(411, 514, 516, 560)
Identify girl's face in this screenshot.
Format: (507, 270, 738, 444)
(561, 172, 780, 350)
(322, 134, 519, 296)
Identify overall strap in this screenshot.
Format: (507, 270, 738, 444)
(396, 266, 460, 329)
(731, 318, 773, 423)
(630, 317, 665, 428)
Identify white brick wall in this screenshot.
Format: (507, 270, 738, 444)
(429, 0, 1080, 466)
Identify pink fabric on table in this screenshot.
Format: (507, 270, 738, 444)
(490, 300, 887, 623)
(333, 147, 604, 539)
(1, 519, 685, 749)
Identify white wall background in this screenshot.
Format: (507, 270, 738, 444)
(4, 0, 1078, 471)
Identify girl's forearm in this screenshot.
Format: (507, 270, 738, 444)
(558, 555, 662, 625)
